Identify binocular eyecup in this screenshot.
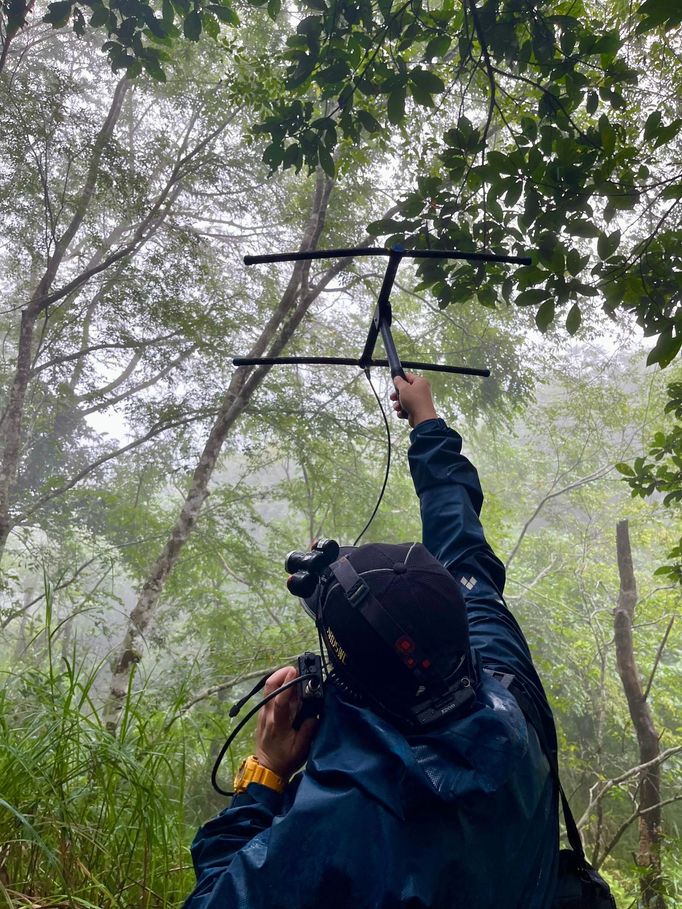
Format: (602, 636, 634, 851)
(287, 570, 320, 598)
(284, 539, 340, 575)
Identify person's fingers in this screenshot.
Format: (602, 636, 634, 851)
(261, 667, 297, 725)
(394, 372, 419, 390)
(263, 666, 295, 696)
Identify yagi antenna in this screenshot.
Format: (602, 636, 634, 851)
(233, 245, 531, 380)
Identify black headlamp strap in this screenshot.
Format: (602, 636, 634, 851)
(328, 557, 443, 687)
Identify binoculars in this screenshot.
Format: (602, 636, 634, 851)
(285, 538, 340, 597)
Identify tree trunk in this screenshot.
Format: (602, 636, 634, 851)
(104, 171, 336, 730)
(0, 77, 130, 556)
(614, 519, 665, 909)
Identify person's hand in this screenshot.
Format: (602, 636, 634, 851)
(255, 666, 319, 780)
(391, 373, 438, 428)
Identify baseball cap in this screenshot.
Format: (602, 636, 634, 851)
(310, 542, 475, 727)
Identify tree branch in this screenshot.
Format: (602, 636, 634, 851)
(0, 556, 98, 630)
(577, 746, 682, 831)
(596, 794, 682, 870)
(505, 464, 613, 569)
(168, 655, 301, 725)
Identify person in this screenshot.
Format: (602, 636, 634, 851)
(184, 374, 560, 909)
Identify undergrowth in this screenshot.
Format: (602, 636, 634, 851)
(0, 589, 197, 908)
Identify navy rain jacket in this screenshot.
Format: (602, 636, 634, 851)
(185, 419, 560, 909)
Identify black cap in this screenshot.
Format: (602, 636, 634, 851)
(313, 542, 473, 727)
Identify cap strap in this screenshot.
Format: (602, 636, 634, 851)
(329, 557, 441, 685)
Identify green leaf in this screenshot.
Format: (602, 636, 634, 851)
(282, 143, 302, 171)
(592, 30, 620, 58)
(565, 303, 582, 335)
(486, 150, 515, 175)
(387, 88, 406, 125)
(516, 288, 550, 307)
(356, 109, 382, 133)
(267, 0, 281, 18)
(637, 0, 682, 30)
(605, 184, 640, 210)
(208, 3, 239, 24)
(318, 145, 335, 177)
(653, 119, 682, 149)
(615, 462, 635, 476)
(565, 248, 583, 276)
(43, 1, 72, 27)
(317, 61, 350, 83)
(410, 68, 445, 94)
(297, 15, 322, 35)
(89, 4, 109, 27)
(535, 298, 555, 332)
(597, 229, 620, 260)
(566, 219, 600, 239)
(643, 110, 662, 142)
(598, 114, 616, 155)
(410, 82, 435, 107)
(424, 35, 450, 59)
(504, 181, 522, 206)
(520, 117, 537, 141)
(646, 330, 682, 368)
(141, 56, 167, 81)
(366, 218, 405, 236)
(262, 141, 284, 171)
(653, 565, 674, 577)
(203, 13, 219, 37)
(661, 183, 682, 200)
(287, 54, 316, 88)
(183, 10, 202, 39)
(477, 285, 497, 308)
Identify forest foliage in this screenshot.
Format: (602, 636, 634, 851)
(0, 0, 681, 906)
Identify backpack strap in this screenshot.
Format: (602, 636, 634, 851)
(485, 669, 585, 861)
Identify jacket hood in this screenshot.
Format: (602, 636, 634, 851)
(306, 672, 529, 819)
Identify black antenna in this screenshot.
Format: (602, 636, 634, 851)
(233, 245, 531, 380)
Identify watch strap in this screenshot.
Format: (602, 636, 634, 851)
(234, 756, 287, 794)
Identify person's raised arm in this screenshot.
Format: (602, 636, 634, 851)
(391, 374, 505, 598)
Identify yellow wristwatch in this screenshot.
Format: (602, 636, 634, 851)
(233, 756, 288, 795)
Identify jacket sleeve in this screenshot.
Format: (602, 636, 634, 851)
(183, 767, 395, 909)
(184, 783, 284, 908)
(408, 418, 506, 598)
(407, 418, 554, 722)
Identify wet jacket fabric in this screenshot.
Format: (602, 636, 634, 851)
(185, 419, 559, 909)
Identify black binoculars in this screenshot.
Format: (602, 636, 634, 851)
(286, 539, 340, 597)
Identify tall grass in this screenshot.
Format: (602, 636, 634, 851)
(0, 589, 197, 908)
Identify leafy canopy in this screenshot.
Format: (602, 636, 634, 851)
(19, 0, 680, 367)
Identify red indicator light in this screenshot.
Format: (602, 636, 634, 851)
(396, 636, 415, 654)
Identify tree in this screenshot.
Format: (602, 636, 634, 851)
(466, 349, 681, 901)
(615, 519, 666, 909)
(20, 0, 680, 367)
(617, 376, 682, 584)
(0, 18, 317, 574)
(104, 168, 339, 728)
